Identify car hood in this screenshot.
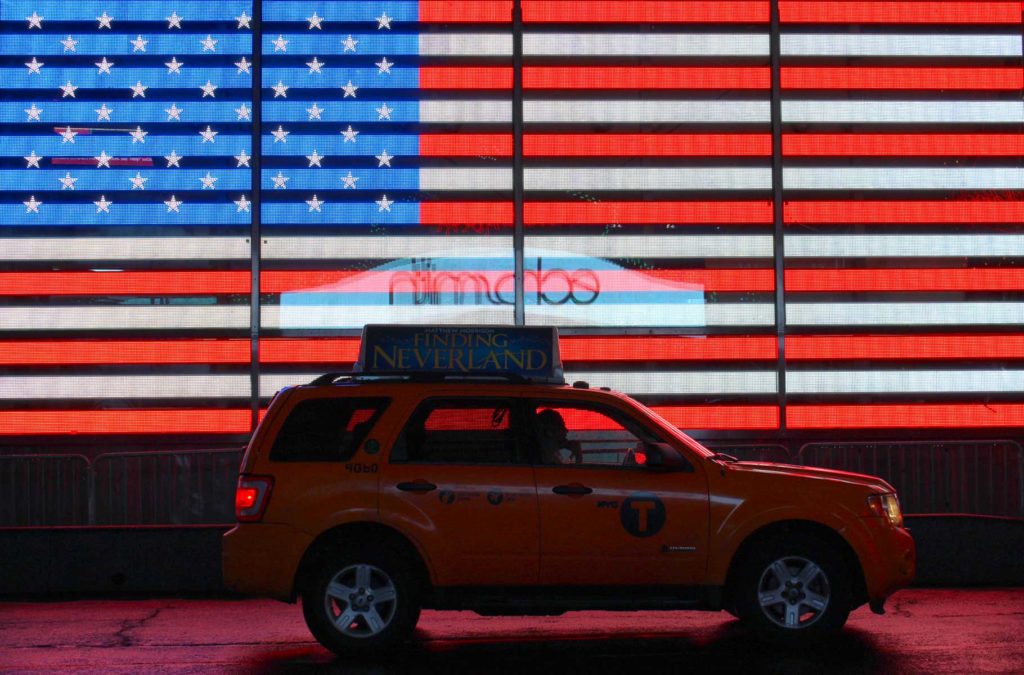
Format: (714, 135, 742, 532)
(722, 460, 894, 493)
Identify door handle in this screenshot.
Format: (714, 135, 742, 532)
(396, 481, 437, 493)
(552, 484, 593, 496)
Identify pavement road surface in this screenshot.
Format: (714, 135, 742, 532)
(1, 588, 1022, 674)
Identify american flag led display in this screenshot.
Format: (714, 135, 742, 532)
(1, 0, 1023, 438)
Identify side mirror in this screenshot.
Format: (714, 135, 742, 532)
(643, 442, 693, 473)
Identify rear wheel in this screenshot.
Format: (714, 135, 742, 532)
(733, 533, 852, 646)
(301, 544, 421, 656)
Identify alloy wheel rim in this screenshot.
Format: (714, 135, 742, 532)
(756, 555, 831, 629)
(323, 564, 398, 638)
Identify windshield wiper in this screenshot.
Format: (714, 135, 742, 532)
(712, 452, 739, 463)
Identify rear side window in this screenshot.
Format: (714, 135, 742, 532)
(392, 399, 520, 464)
(270, 397, 389, 462)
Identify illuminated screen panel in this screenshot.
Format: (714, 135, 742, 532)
(0, 2, 254, 438)
(259, 0, 514, 335)
(521, 4, 773, 331)
(780, 2, 1024, 430)
(515, 2, 776, 426)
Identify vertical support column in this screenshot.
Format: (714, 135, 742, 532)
(250, 1, 263, 430)
(513, 0, 525, 325)
(770, 0, 787, 430)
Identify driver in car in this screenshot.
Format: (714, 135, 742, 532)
(536, 409, 580, 465)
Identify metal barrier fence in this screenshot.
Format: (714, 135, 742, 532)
(93, 449, 243, 525)
(1, 441, 1022, 526)
(800, 440, 1024, 519)
(0, 449, 242, 528)
(0, 454, 90, 526)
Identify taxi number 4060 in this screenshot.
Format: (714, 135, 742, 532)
(344, 462, 379, 474)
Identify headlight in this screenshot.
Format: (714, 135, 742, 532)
(867, 493, 904, 528)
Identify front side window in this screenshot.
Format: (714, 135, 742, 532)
(270, 397, 389, 462)
(392, 399, 521, 465)
(530, 401, 664, 468)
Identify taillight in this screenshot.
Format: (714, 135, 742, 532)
(235, 475, 273, 522)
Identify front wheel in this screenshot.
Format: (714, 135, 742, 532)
(301, 544, 421, 656)
(733, 533, 852, 646)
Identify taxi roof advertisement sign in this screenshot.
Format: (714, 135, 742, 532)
(355, 325, 564, 384)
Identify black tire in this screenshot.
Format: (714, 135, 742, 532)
(301, 543, 422, 657)
(733, 532, 852, 647)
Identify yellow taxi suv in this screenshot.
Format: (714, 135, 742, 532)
(223, 325, 915, 655)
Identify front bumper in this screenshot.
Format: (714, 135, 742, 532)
(857, 518, 916, 602)
(222, 522, 313, 600)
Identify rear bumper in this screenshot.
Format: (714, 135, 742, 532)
(222, 523, 313, 600)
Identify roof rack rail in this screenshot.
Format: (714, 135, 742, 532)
(308, 372, 349, 386)
(308, 372, 534, 386)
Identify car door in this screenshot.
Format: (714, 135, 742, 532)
(530, 398, 710, 587)
(379, 396, 539, 587)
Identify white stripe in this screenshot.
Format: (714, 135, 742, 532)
(259, 371, 777, 397)
(782, 33, 1021, 57)
(525, 304, 774, 327)
(266, 305, 514, 329)
(527, 235, 774, 259)
(526, 167, 772, 191)
(269, 303, 769, 329)
(0, 306, 249, 330)
(0, 237, 249, 261)
(567, 371, 777, 395)
(789, 370, 1024, 394)
(786, 235, 1024, 258)
(420, 100, 511, 123)
(421, 100, 774, 124)
(787, 303, 1024, 326)
(782, 100, 1024, 124)
(525, 33, 769, 56)
(525, 100, 771, 124)
(263, 236, 511, 259)
(785, 167, 1024, 191)
(0, 375, 250, 400)
(419, 33, 512, 56)
(420, 167, 513, 191)
(263, 235, 774, 260)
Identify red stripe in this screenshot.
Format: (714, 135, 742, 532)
(420, 134, 513, 157)
(419, 67, 512, 89)
(525, 67, 770, 90)
(421, 67, 772, 90)
(784, 134, 1024, 157)
(0, 339, 249, 365)
(0, 271, 250, 296)
(526, 201, 774, 226)
(418, 0, 512, 22)
(0, 409, 252, 435)
(781, 67, 1023, 90)
(785, 200, 1024, 225)
(260, 336, 779, 365)
(786, 268, 1024, 292)
(420, 134, 774, 157)
(787, 334, 1024, 361)
(523, 1, 770, 23)
(652, 405, 780, 430)
(51, 157, 153, 167)
(788, 404, 1024, 429)
(526, 134, 773, 157)
(262, 271, 363, 293)
(260, 269, 773, 294)
(779, 1, 1021, 24)
(420, 202, 513, 225)
(260, 338, 360, 364)
(561, 336, 777, 362)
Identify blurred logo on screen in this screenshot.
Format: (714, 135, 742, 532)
(277, 247, 704, 328)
